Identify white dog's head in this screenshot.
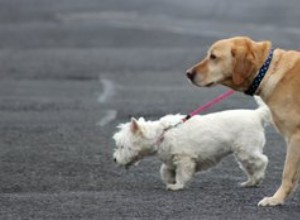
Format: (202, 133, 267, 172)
(112, 117, 163, 169)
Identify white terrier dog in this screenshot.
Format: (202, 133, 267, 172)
(113, 97, 270, 191)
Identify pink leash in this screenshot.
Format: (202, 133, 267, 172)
(182, 89, 235, 122)
(157, 89, 235, 144)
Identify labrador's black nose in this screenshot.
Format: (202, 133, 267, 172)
(113, 158, 117, 163)
(186, 69, 195, 81)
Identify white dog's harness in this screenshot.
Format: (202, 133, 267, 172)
(156, 89, 235, 145)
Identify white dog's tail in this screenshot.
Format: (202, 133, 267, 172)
(254, 96, 272, 126)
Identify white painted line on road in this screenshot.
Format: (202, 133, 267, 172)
(97, 110, 117, 127)
(98, 79, 115, 103)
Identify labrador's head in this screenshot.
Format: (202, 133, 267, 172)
(186, 36, 271, 91)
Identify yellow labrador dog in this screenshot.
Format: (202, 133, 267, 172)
(186, 36, 300, 206)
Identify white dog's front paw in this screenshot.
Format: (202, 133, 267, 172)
(258, 196, 284, 207)
(166, 184, 184, 191)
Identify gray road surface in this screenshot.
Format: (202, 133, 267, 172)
(0, 0, 300, 219)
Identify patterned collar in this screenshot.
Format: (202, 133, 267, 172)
(244, 48, 274, 96)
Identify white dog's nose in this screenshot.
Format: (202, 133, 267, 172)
(113, 157, 117, 163)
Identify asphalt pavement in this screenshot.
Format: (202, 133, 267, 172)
(0, 0, 300, 219)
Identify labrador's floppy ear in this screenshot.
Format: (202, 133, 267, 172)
(231, 45, 256, 86)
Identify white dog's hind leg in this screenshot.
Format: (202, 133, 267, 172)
(167, 156, 196, 191)
(160, 164, 176, 184)
(236, 152, 268, 187)
(250, 153, 268, 186)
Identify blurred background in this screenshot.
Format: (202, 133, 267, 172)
(0, 0, 300, 219)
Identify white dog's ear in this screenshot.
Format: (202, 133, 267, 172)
(130, 117, 140, 133)
(138, 117, 145, 122)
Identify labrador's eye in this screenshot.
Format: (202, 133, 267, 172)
(210, 54, 217, 60)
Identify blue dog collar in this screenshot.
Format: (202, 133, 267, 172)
(244, 48, 274, 96)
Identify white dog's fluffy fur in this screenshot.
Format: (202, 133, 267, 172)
(113, 97, 270, 191)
